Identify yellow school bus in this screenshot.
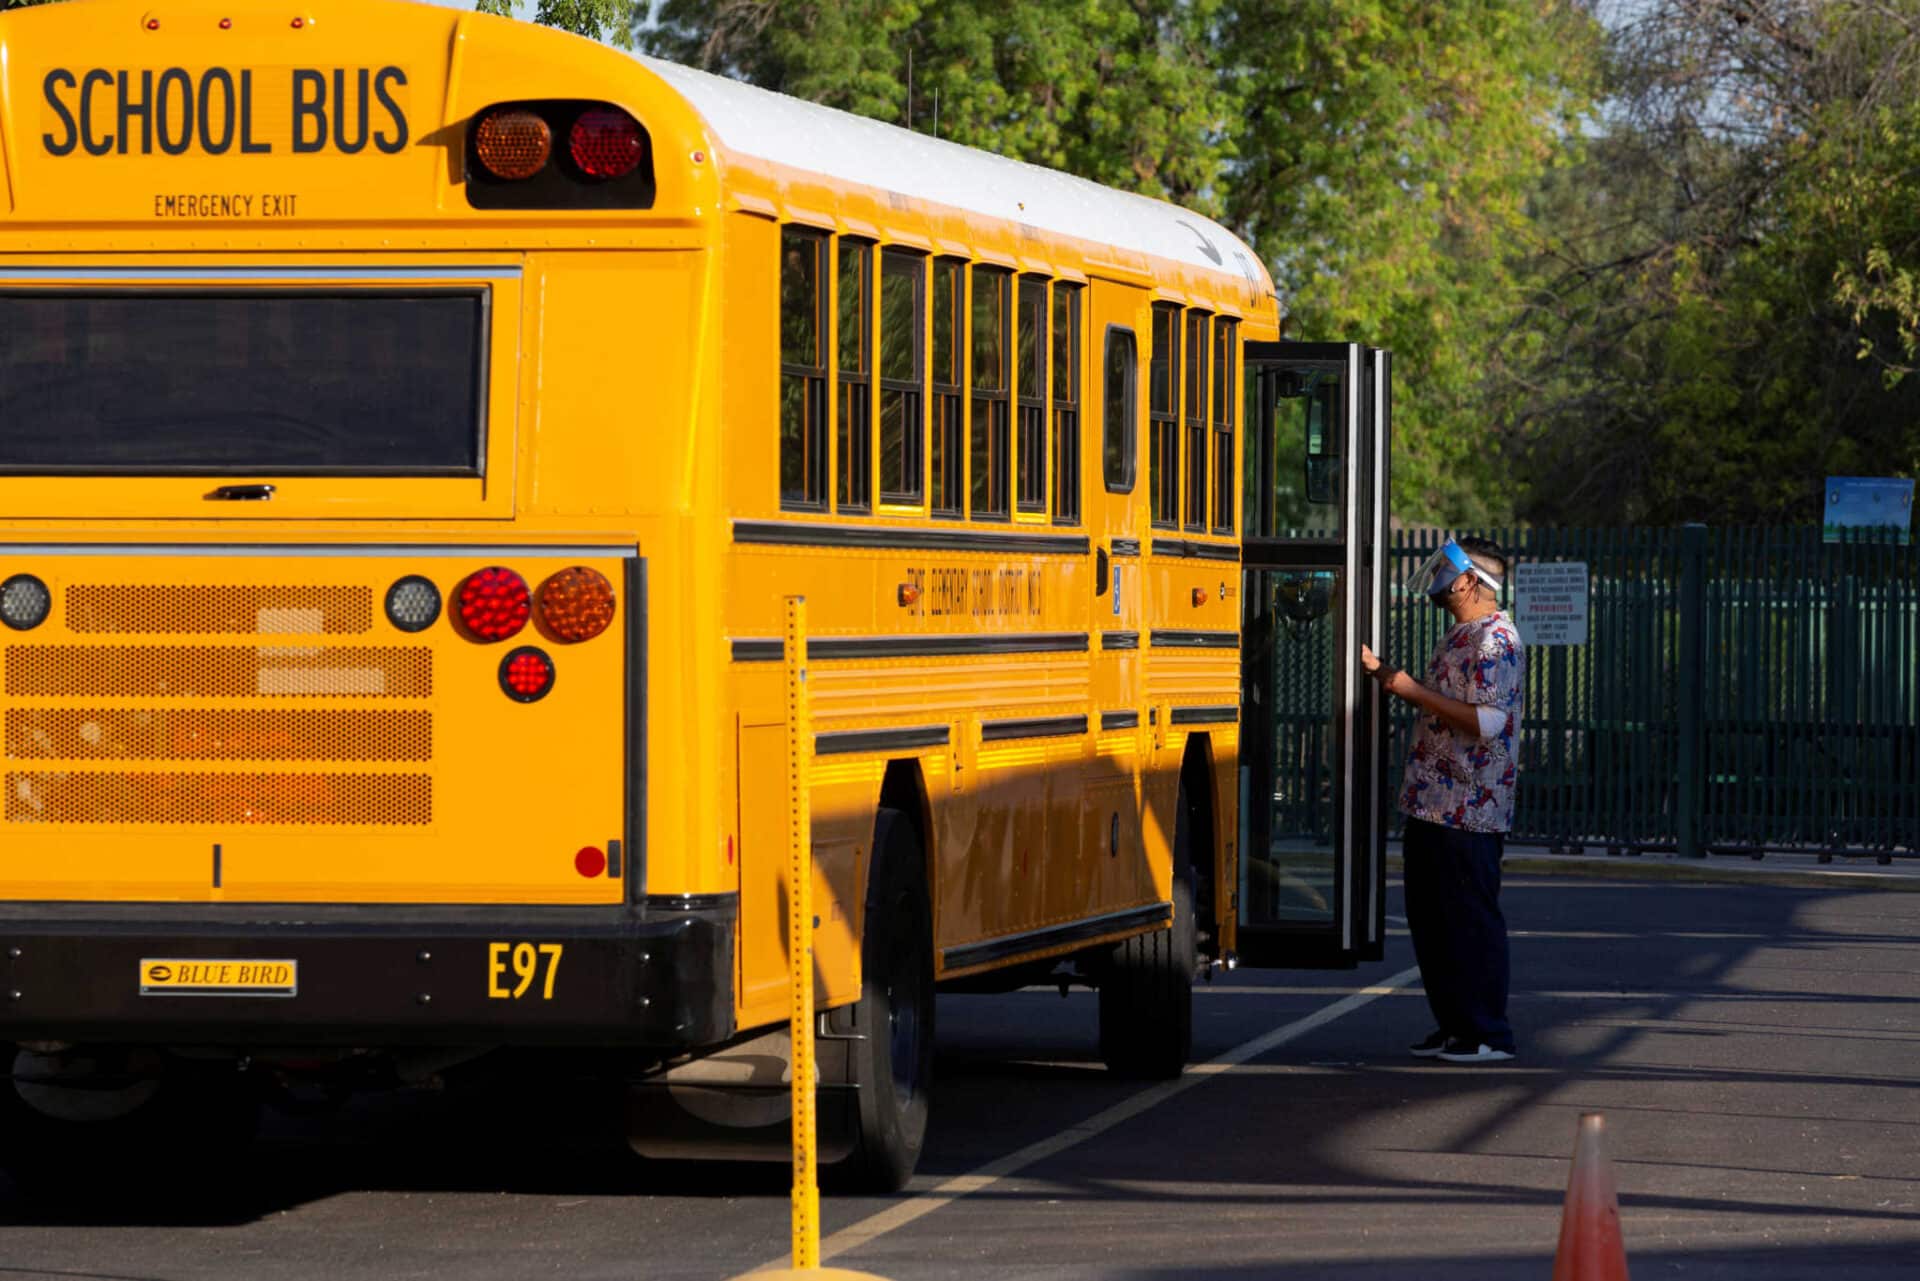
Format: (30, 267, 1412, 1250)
(0, 0, 1390, 1191)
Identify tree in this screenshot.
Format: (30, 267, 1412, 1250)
(476, 0, 632, 49)
(1498, 1, 1920, 526)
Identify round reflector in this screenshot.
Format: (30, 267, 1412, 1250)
(499, 646, 556, 703)
(536, 566, 616, 642)
(568, 107, 643, 180)
(474, 108, 551, 180)
(456, 567, 530, 642)
(574, 846, 607, 878)
(384, 575, 441, 633)
(0, 574, 51, 631)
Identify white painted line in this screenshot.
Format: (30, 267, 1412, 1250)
(1387, 914, 1409, 926)
(761, 963, 1422, 1271)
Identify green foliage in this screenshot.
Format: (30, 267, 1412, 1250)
(477, 0, 632, 50)
(1503, 1, 1920, 526)
(1223, 2, 1597, 525)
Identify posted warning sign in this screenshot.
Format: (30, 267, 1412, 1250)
(1514, 561, 1589, 646)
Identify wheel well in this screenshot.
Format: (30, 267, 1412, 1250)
(876, 759, 933, 899)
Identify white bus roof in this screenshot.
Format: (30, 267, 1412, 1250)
(638, 54, 1272, 293)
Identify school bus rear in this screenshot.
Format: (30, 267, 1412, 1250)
(0, 1, 732, 1053)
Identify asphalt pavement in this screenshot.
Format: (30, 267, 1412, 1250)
(1, 873, 1916, 1279)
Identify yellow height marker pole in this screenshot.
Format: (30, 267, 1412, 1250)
(782, 595, 820, 1270)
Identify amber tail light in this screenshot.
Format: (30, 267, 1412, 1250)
(536, 567, 615, 642)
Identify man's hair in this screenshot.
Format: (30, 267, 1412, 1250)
(1456, 536, 1509, 594)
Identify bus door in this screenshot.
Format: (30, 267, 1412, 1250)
(1235, 343, 1390, 968)
(1081, 282, 1149, 907)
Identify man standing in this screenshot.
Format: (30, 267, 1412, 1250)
(1360, 536, 1524, 1064)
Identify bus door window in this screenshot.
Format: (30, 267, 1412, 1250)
(1183, 310, 1210, 532)
(879, 250, 926, 507)
(969, 265, 1011, 519)
(778, 226, 830, 509)
(1102, 326, 1137, 495)
(1212, 319, 1237, 534)
(837, 238, 873, 513)
(1051, 283, 1082, 525)
(1015, 275, 1048, 515)
(930, 258, 966, 517)
(1148, 302, 1179, 527)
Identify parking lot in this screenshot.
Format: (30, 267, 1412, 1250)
(3, 872, 1916, 1280)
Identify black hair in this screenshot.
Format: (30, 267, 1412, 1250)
(1456, 536, 1509, 588)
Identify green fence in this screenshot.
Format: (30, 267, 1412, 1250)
(1375, 527, 1919, 861)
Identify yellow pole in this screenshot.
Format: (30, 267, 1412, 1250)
(782, 595, 820, 1270)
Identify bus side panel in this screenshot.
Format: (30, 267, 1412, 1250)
(733, 718, 863, 1033)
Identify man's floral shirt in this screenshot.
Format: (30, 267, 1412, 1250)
(1398, 610, 1525, 833)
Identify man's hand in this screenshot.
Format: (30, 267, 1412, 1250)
(1360, 645, 1398, 687)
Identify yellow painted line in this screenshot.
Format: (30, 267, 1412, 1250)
(756, 963, 1423, 1271)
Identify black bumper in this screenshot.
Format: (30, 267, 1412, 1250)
(0, 895, 735, 1049)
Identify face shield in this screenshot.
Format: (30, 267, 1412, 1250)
(1402, 539, 1502, 601)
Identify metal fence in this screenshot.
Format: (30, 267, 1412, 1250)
(1374, 526, 1919, 861)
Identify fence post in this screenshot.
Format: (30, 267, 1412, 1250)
(1676, 524, 1708, 858)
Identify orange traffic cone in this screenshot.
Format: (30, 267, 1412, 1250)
(1551, 1112, 1630, 1281)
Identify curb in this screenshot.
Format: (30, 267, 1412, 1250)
(1387, 854, 1920, 893)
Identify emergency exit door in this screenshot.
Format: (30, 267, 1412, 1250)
(1236, 343, 1390, 968)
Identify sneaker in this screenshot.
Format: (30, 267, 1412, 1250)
(1437, 1039, 1515, 1063)
(1409, 1029, 1450, 1059)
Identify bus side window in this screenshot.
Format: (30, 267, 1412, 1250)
(1148, 302, 1178, 526)
(930, 258, 965, 517)
(1212, 318, 1236, 534)
(1183, 309, 1210, 532)
(778, 226, 829, 510)
(1051, 283, 1082, 524)
(1015, 275, 1048, 515)
(837, 238, 874, 514)
(879, 249, 926, 506)
(1103, 325, 1137, 493)
(970, 265, 1011, 520)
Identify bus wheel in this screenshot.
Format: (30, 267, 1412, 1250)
(1098, 787, 1196, 1079)
(828, 807, 934, 1193)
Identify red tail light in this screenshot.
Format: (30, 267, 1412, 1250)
(457, 567, 530, 641)
(500, 646, 556, 702)
(536, 566, 616, 642)
(568, 107, 644, 180)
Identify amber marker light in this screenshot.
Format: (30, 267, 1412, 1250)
(535, 566, 615, 642)
(474, 108, 552, 180)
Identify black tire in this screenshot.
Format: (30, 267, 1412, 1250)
(828, 807, 935, 1193)
(0, 1048, 259, 1197)
(1098, 786, 1196, 1079)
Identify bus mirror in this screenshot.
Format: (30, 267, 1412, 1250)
(1305, 456, 1338, 505)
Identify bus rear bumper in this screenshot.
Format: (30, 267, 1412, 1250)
(0, 896, 735, 1049)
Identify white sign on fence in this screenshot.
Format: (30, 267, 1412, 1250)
(1514, 561, 1589, 646)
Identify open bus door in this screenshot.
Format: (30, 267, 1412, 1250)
(1236, 343, 1390, 968)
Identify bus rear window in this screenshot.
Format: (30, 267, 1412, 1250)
(0, 290, 486, 476)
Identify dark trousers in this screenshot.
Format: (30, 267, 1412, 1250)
(1403, 817, 1514, 1051)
